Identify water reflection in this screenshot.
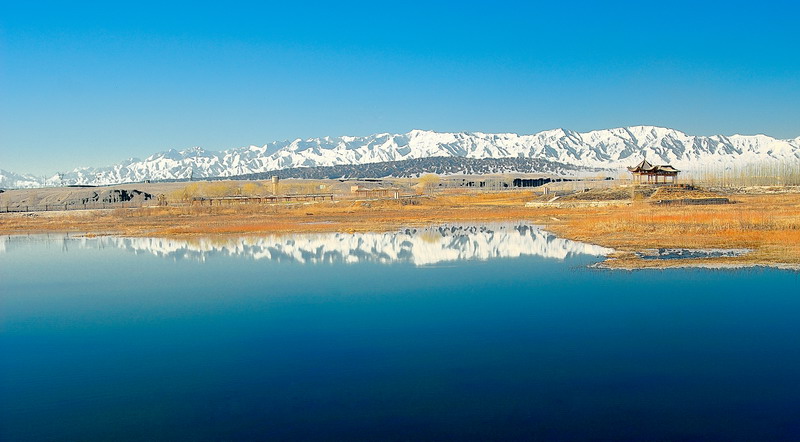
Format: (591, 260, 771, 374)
(2, 225, 613, 265)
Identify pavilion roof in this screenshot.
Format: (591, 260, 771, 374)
(654, 165, 679, 173)
(628, 159, 679, 174)
(627, 159, 653, 172)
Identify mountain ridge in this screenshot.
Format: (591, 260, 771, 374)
(2, 126, 798, 188)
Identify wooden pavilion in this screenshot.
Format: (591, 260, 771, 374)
(628, 159, 680, 184)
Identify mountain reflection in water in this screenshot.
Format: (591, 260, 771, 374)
(3, 225, 612, 265)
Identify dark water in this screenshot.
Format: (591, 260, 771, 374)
(2, 227, 799, 441)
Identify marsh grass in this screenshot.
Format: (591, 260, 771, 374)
(547, 194, 800, 266)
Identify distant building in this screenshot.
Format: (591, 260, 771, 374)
(628, 159, 679, 184)
(438, 175, 551, 189)
(351, 185, 400, 199)
(436, 175, 604, 190)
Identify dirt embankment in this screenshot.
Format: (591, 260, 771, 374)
(0, 185, 157, 211)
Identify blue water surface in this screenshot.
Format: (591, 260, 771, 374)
(1, 229, 799, 441)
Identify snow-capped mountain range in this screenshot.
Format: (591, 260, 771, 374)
(3, 126, 799, 188)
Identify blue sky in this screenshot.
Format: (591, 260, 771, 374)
(1, 0, 798, 175)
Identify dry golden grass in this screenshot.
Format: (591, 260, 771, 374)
(0, 192, 535, 236)
(545, 194, 800, 268)
(2, 190, 800, 268)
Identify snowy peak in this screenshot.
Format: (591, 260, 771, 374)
(0, 169, 43, 189)
(2, 126, 799, 188)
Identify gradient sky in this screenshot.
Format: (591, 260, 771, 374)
(1, 0, 798, 175)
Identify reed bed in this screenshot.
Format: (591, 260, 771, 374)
(546, 194, 800, 267)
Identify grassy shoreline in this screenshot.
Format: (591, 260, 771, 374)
(2, 190, 799, 269)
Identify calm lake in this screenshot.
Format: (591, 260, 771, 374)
(2, 225, 799, 441)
